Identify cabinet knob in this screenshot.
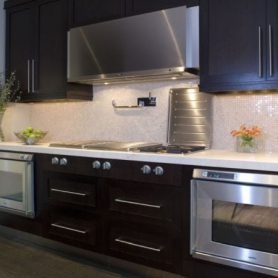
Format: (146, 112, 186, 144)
(92, 160, 101, 169)
(141, 165, 152, 175)
(153, 166, 164, 176)
(60, 158, 68, 166)
(102, 161, 111, 170)
(51, 157, 59, 165)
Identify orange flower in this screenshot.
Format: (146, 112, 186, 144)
(231, 125, 262, 138)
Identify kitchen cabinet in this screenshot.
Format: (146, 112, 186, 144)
(125, 0, 187, 16)
(5, 0, 92, 101)
(69, 0, 125, 27)
(69, 0, 196, 28)
(200, 0, 278, 92)
(35, 153, 187, 274)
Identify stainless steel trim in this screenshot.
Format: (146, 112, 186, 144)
(112, 100, 143, 109)
(0, 152, 33, 161)
(190, 180, 196, 254)
(51, 223, 87, 234)
(193, 252, 278, 277)
(50, 188, 87, 197)
(31, 59, 35, 93)
(193, 168, 278, 186)
(115, 238, 162, 252)
(258, 26, 263, 78)
(114, 198, 161, 209)
(27, 60, 30, 93)
(269, 25, 273, 77)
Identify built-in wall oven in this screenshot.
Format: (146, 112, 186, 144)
(0, 152, 34, 218)
(191, 169, 278, 277)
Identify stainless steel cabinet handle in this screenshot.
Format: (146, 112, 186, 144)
(50, 188, 87, 197)
(269, 24, 273, 77)
(114, 198, 161, 209)
(115, 238, 162, 252)
(27, 60, 30, 93)
(51, 223, 87, 234)
(258, 26, 263, 78)
(32, 59, 35, 93)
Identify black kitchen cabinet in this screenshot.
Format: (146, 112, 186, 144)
(69, 0, 197, 28)
(200, 0, 278, 92)
(6, 3, 34, 94)
(69, 0, 125, 27)
(5, 0, 92, 101)
(125, 0, 187, 16)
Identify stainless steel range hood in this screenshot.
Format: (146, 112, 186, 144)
(67, 6, 199, 85)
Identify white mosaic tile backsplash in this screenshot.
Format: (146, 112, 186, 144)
(3, 81, 278, 152)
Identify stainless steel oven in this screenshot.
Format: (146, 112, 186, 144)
(191, 169, 278, 277)
(0, 152, 34, 218)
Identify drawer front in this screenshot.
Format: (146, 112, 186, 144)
(47, 209, 97, 248)
(108, 180, 181, 223)
(48, 178, 96, 207)
(108, 222, 181, 272)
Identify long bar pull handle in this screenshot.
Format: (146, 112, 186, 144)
(114, 198, 161, 209)
(258, 26, 263, 78)
(115, 238, 162, 252)
(269, 25, 273, 77)
(27, 60, 30, 93)
(50, 188, 87, 197)
(51, 223, 87, 234)
(32, 59, 35, 93)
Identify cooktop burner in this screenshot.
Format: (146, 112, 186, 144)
(137, 145, 206, 154)
(49, 140, 206, 154)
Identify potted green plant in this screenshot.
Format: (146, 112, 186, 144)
(0, 72, 21, 141)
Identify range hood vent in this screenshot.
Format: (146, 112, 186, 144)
(67, 6, 199, 85)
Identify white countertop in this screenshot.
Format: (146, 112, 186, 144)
(0, 142, 278, 172)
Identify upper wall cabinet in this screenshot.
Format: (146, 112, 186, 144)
(69, 0, 125, 27)
(5, 0, 92, 101)
(69, 0, 196, 28)
(200, 0, 278, 92)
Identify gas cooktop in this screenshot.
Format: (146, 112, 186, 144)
(49, 140, 206, 154)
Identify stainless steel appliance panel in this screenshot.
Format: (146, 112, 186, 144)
(168, 88, 212, 147)
(0, 153, 34, 218)
(191, 169, 278, 277)
(67, 6, 199, 84)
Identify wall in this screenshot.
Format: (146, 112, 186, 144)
(3, 80, 199, 144)
(0, 0, 5, 73)
(3, 81, 278, 153)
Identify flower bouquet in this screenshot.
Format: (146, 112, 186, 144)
(231, 125, 262, 153)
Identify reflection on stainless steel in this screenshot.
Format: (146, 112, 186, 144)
(67, 6, 199, 84)
(191, 169, 278, 277)
(168, 88, 212, 147)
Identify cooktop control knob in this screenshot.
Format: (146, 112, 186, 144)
(51, 157, 59, 165)
(153, 166, 164, 176)
(92, 160, 101, 169)
(60, 158, 68, 166)
(141, 165, 152, 175)
(102, 161, 111, 170)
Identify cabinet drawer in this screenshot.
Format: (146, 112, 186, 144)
(48, 178, 96, 207)
(108, 222, 181, 272)
(108, 180, 181, 223)
(47, 210, 97, 248)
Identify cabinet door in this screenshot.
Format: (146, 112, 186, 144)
(200, 0, 266, 92)
(6, 4, 35, 93)
(70, 0, 125, 27)
(267, 0, 278, 82)
(34, 0, 68, 98)
(126, 0, 186, 16)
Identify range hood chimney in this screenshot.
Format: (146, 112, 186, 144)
(67, 5, 199, 85)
